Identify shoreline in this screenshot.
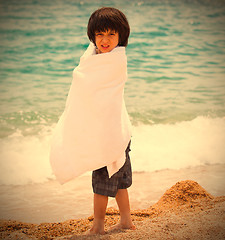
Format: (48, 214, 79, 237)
(1, 163, 224, 225)
(1, 180, 225, 240)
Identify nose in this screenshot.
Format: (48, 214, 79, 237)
(102, 35, 110, 43)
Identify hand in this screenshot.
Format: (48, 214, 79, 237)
(96, 48, 101, 54)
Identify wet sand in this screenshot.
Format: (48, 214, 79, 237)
(1, 180, 224, 240)
(1, 164, 224, 224)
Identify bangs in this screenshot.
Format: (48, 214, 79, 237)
(92, 15, 120, 33)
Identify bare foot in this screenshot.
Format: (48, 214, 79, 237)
(84, 227, 105, 235)
(108, 222, 136, 232)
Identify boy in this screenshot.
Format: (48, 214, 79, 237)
(49, 6, 135, 235)
(86, 7, 135, 234)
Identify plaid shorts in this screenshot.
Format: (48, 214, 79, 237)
(92, 141, 132, 197)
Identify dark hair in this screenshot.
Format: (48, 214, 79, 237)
(87, 7, 130, 47)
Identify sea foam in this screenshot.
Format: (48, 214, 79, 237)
(0, 116, 224, 185)
(131, 116, 225, 172)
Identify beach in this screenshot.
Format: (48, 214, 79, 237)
(1, 180, 224, 240)
(0, 0, 225, 239)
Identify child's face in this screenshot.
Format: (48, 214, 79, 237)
(95, 29, 119, 54)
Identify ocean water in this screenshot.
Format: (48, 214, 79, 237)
(0, 0, 225, 223)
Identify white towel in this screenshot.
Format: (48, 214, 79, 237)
(49, 42, 132, 184)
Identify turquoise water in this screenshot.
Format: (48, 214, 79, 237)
(1, 0, 225, 135)
(0, 0, 225, 185)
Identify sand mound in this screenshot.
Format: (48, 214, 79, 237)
(153, 180, 214, 210)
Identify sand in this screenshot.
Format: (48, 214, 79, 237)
(0, 180, 224, 240)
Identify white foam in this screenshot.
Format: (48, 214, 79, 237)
(130, 116, 225, 172)
(0, 127, 54, 185)
(0, 116, 224, 185)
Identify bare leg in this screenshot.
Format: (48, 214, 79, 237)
(86, 193, 108, 235)
(110, 189, 136, 231)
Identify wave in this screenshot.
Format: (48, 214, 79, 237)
(131, 116, 225, 172)
(0, 116, 224, 185)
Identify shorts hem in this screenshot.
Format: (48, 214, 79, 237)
(93, 183, 132, 198)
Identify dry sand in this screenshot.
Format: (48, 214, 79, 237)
(0, 180, 224, 240)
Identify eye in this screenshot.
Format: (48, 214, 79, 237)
(95, 33, 103, 36)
